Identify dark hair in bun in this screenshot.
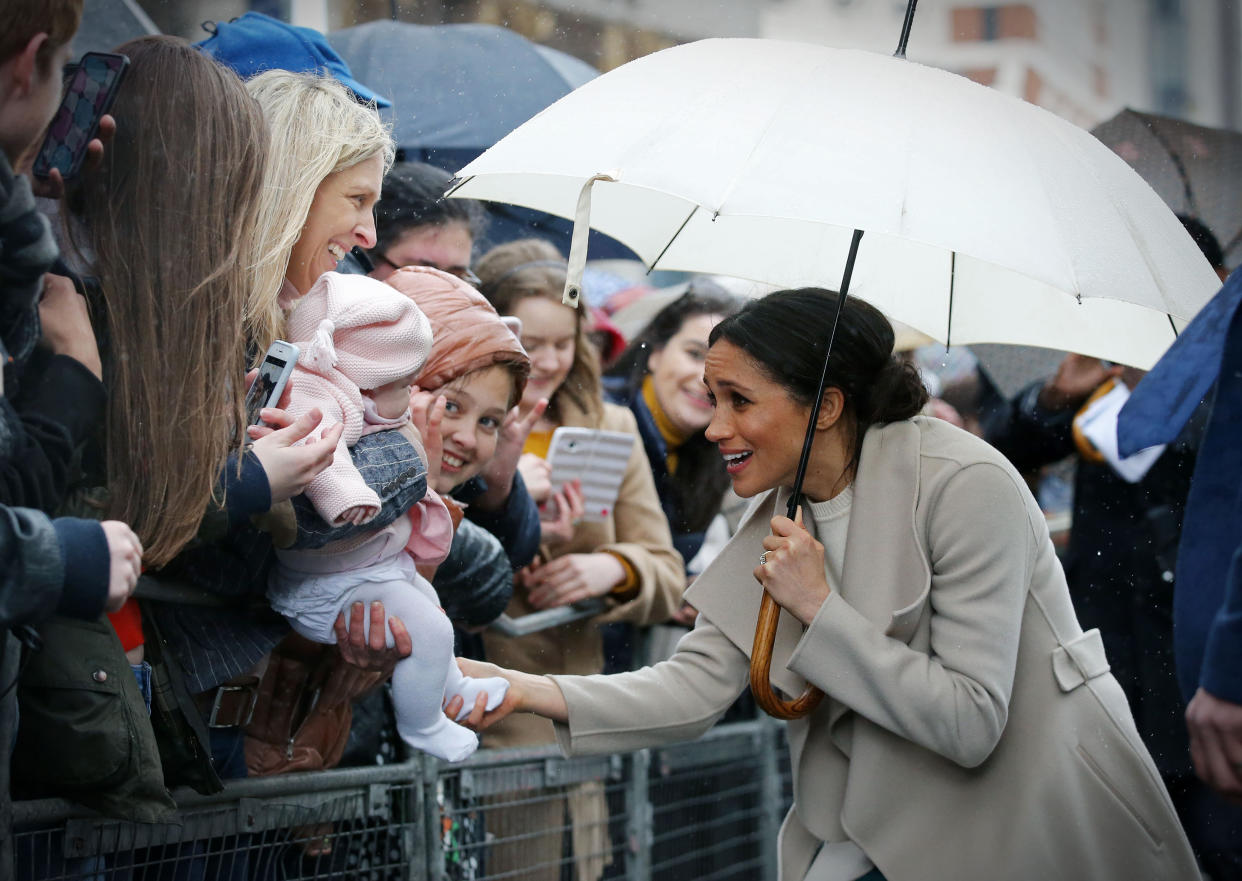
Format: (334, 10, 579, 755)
(709, 288, 927, 464)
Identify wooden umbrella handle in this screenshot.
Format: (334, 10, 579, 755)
(750, 590, 824, 720)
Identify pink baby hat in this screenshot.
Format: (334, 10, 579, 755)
(285, 271, 433, 389)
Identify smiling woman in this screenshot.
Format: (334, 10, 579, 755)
(458, 288, 1202, 881)
(243, 70, 394, 354)
(604, 281, 745, 567)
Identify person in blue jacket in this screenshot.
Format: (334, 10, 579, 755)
(1120, 262, 1242, 806)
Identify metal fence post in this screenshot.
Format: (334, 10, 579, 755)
(422, 754, 445, 881)
(625, 748, 652, 881)
(758, 720, 783, 881)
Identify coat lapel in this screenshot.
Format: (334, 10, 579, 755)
(837, 419, 932, 632)
(686, 419, 934, 701)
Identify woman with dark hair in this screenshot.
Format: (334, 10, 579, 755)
(367, 160, 488, 283)
(457, 288, 1199, 881)
(604, 281, 744, 567)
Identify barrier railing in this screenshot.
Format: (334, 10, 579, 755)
(9, 719, 790, 881)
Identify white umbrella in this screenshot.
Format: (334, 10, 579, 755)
(450, 38, 1221, 370)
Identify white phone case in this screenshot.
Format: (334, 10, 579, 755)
(546, 427, 635, 522)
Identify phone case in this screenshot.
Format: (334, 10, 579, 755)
(33, 53, 128, 181)
(546, 428, 634, 522)
(245, 341, 299, 426)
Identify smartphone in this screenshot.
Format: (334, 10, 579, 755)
(546, 427, 634, 522)
(244, 341, 299, 427)
(32, 52, 129, 182)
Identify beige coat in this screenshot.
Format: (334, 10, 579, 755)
(483, 399, 685, 748)
(550, 417, 1198, 881)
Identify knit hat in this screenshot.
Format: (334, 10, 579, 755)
(285, 271, 433, 389)
(384, 266, 530, 403)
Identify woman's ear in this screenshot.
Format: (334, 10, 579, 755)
(815, 387, 846, 431)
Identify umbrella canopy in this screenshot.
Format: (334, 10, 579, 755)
(329, 20, 596, 163)
(450, 39, 1221, 369)
(330, 20, 635, 260)
(1093, 108, 1242, 270)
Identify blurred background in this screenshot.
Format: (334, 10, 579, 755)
(103, 0, 1239, 132)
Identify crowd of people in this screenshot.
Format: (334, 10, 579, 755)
(2, 3, 1241, 881)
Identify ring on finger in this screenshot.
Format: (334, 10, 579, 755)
(759, 551, 769, 565)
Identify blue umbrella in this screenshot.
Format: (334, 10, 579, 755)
(330, 20, 629, 258)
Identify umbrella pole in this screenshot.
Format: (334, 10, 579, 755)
(895, 0, 920, 58)
(750, 228, 865, 721)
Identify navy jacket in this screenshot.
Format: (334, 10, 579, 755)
(1172, 273, 1242, 702)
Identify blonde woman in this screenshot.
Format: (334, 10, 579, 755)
(474, 238, 685, 880)
(244, 70, 395, 352)
(142, 71, 410, 784)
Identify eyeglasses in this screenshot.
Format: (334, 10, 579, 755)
(372, 252, 481, 288)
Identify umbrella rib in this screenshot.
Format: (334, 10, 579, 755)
(648, 205, 701, 273)
(1144, 120, 1198, 218)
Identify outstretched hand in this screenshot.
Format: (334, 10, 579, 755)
(444, 658, 522, 731)
(249, 406, 343, 504)
(753, 507, 830, 625)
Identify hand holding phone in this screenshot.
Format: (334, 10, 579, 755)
(244, 341, 299, 427)
(33, 52, 128, 183)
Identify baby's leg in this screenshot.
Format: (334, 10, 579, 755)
(345, 578, 479, 762)
(408, 574, 509, 722)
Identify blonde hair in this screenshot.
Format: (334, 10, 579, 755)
(67, 37, 268, 566)
(245, 70, 395, 355)
(475, 238, 604, 425)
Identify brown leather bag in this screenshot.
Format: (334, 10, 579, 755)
(243, 637, 356, 776)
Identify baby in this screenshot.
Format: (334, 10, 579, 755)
(268, 271, 507, 762)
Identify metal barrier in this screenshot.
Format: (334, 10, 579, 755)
(10, 720, 790, 881)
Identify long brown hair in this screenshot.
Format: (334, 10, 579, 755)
(66, 36, 268, 566)
(475, 238, 603, 425)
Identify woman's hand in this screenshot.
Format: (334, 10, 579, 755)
(754, 508, 831, 625)
(522, 552, 626, 609)
(38, 273, 102, 380)
(539, 480, 585, 545)
(248, 407, 343, 504)
(445, 658, 569, 729)
(518, 453, 552, 503)
(332, 601, 413, 683)
(475, 398, 549, 510)
(408, 387, 446, 490)
(101, 520, 143, 613)
(444, 658, 523, 731)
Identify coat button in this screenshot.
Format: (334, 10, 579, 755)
(92, 669, 107, 683)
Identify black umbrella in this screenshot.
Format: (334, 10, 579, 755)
(1093, 108, 1242, 269)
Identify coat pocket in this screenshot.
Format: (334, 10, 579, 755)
(885, 585, 930, 643)
(1074, 743, 1164, 848)
(14, 616, 135, 791)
